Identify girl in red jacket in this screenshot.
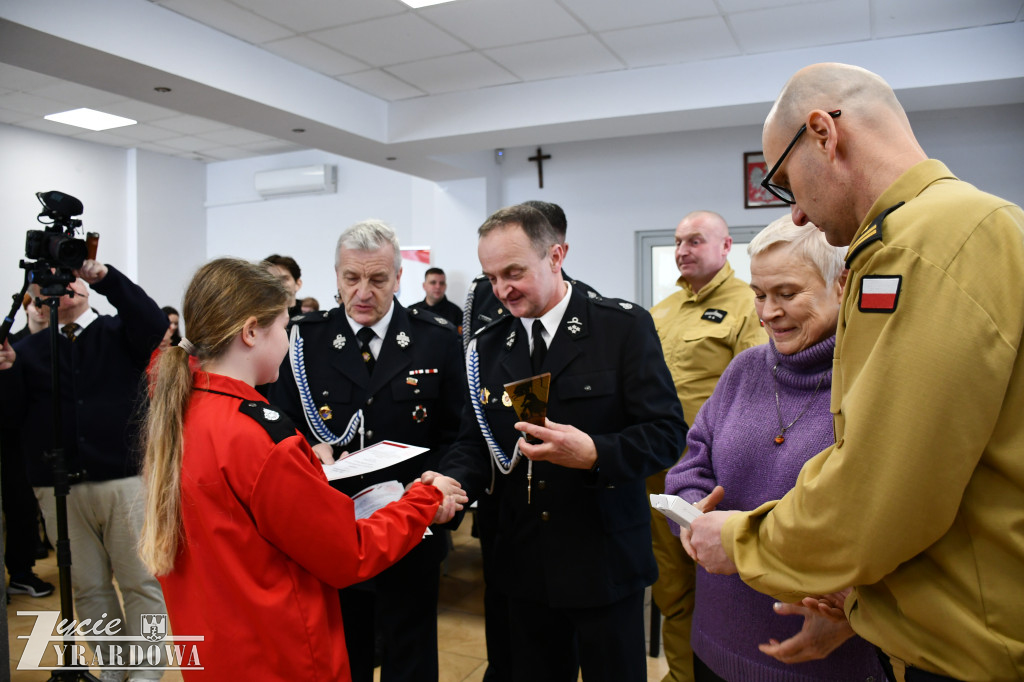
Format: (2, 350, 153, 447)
(139, 257, 465, 680)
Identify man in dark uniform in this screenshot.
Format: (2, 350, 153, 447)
(268, 220, 465, 682)
(442, 204, 687, 682)
(409, 267, 462, 332)
(462, 199, 601, 682)
(464, 200, 600, 339)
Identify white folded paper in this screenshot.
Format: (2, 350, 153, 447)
(350, 480, 432, 537)
(322, 440, 429, 481)
(649, 494, 703, 530)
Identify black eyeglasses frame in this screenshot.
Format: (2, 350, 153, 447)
(760, 110, 841, 205)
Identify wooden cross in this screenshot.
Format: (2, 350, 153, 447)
(528, 147, 551, 188)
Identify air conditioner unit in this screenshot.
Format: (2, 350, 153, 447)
(254, 164, 337, 198)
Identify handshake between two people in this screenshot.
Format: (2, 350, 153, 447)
(413, 471, 469, 525)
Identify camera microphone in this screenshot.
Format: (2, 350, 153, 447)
(37, 190, 84, 218)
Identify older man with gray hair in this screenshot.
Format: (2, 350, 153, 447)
(268, 219, 465, 682)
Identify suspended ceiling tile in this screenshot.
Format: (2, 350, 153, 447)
(149, 114, 234, 135)
(387, 52, 519, 95)
(730, 0, 870, 53)
(485, 35, 624, 82)
(871, 0, 1024, 38)
(262, 36, 367, 76)
(338, 69, 426, 101)
(601, 17, 740, 68)
(196, 127, 279, 146)
(559, 0, 719, 32)
(310, 14, 468, 68)
(233, 0, 406, 33)
(155, 134, 225, 152)
(99, 99, 183, 123)
(421, 0, 586, 49)
(156, 0, 293, 44)
(0, 91, 66, 116)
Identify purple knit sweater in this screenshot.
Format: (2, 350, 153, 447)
(665, 336, 884, 681)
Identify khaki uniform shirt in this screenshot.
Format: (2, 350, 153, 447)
(650, 262, 766, 430)
(722, 160, 1024, 679)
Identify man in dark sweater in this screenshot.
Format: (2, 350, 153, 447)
(0, 260, 169, 682)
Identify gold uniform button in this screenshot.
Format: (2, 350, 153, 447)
(538, 480, 546, 490)
(540, 511, 550, 521)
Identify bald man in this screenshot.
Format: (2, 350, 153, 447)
(685, 63, 1024, 680)
(647, 210, 765, 681)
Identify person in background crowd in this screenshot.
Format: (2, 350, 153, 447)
(409, 267, 462, 333)
(300, 296, 320, 313)
(0, 259, 169, 682)
(263, 254, 303, 318)
(647, 210, 766, 682)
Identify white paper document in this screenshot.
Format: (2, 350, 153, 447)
(322, 440, 429, 481)
(650, 494, 703, 530)
(350, 480, 433, 537)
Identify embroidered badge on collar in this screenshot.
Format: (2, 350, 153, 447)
(619, 301, 633, 310)
(859, 275, 902, 313)
(263, 408, 280, 421)
(566, 316, 582, 335)
(506, 329, 516, 348)
(396, 331, 411, 348)
(587, 291, 598, 299)
(332, 334, 346, 350)
(701, 309, 727, 323)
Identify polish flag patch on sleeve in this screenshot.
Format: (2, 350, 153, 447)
(859, 275, 902, 313)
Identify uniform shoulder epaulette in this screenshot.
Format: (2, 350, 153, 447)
(592, 296, 641, 315)
(407, 306, 455, 331)
(290, 310, 331, 325)
(471, 313, 511, 339)
(238, 400, 298, 444)
(846, 201, 904, 267)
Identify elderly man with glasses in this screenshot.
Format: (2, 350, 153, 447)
(685, 62, 1024, 681)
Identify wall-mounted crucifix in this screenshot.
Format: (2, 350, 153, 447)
(528, 147, 551, 188)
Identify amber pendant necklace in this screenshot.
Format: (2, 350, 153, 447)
(772, 363, 825, 445)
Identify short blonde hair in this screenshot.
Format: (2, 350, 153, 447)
(748, 216, 846, 285)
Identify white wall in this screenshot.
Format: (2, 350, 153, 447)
(134, 149, 207, 314)
(488, 103, 1024, 301)
(0, 124, 130, 318)
(204, 149, 473, 310)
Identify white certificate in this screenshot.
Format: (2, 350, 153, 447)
(322, 440, 429, 481)
(350, 480, 433, 537)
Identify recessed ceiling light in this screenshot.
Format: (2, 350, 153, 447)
(399, 0, 457, 7)
(154, 86, 172, 93)
(44, 108, 137, 131)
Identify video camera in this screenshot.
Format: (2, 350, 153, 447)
(0, 190, 98, 345)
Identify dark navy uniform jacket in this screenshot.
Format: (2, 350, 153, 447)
(268, 298, 465, 498)
(442, 285, 687, 609)
(0, 266, 166, 486)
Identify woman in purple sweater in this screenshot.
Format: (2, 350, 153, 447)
(665, 217, 885, 681)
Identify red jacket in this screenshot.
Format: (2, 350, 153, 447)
(158, 371, 441, 680)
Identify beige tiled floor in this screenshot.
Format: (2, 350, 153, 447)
(8, 522, 669, 681)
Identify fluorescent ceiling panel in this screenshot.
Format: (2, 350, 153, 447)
(44, 107, 137, 131)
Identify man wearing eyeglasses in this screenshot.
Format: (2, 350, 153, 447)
(684, 63, 1024, 680)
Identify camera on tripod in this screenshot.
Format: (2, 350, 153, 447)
(0, 190, 98, 346)
(25, 191, 98, 290)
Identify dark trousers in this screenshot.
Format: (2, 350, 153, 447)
(506, 589, 647, 682)
(477, 497, 513, 682)
(342, 532, 442, 682)
(1, 429, 42, 577)
(877, 649, 958, 682)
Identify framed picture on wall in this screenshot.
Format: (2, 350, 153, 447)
(744, 152, 786, 208)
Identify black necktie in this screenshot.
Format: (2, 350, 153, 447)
(61, 323, 80, 342)
(356, 327, 376, 374)
(531, 319, 547, 374)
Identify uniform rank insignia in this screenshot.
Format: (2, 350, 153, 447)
(859, 275, 902, 313)
(332, 334, 346, 350)
(396, 331, 411, 347)
(566, 316, 582, 335)
(701, 309, 727, 323)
